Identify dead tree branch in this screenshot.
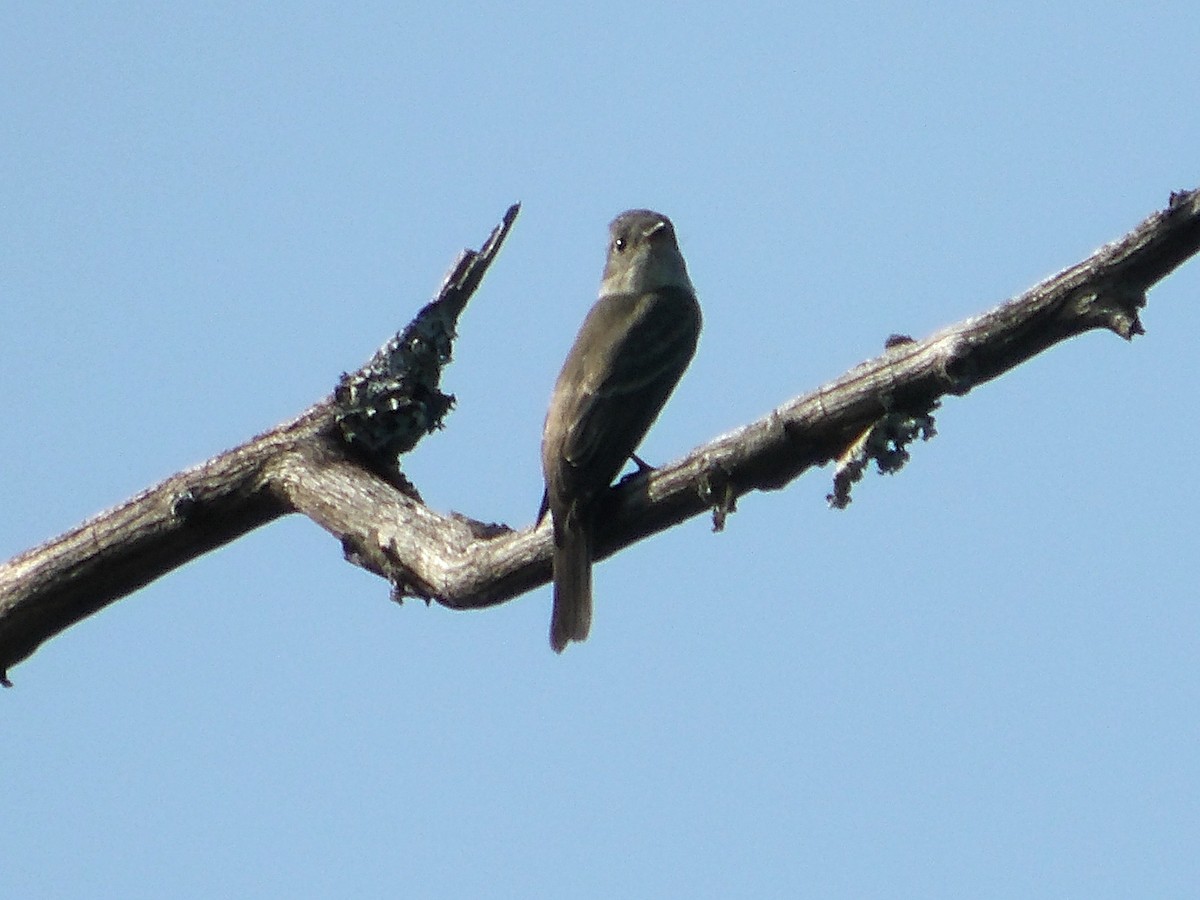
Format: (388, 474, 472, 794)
(2, 190, 1198, 684)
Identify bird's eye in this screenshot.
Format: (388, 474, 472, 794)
(613, 237, 627, 253)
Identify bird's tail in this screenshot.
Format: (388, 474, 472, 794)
(550, 522, 592, 653)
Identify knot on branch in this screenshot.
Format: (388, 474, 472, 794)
(1064, 283, 1146, 340)
(698, 466, 738, 532)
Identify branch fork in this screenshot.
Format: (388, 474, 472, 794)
(3, 189, 1199, 683)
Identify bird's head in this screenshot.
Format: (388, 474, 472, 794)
(599, 209, 694, 297)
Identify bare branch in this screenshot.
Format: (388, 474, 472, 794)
(2, 190, 1198, 683)
(0, 204, 521, 683)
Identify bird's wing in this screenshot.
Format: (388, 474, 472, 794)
(557, 287, 700, 486)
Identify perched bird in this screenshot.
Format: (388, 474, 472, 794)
(538, 209, 702, 652)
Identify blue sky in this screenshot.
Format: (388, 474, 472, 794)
(4, 3, 1199, 897)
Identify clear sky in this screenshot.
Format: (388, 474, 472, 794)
(4, 3, 1200, 898)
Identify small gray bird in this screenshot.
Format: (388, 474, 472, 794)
(538, 209, 702, 652)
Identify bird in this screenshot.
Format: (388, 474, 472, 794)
(538, 209, 702, 652)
